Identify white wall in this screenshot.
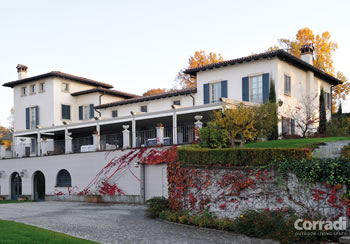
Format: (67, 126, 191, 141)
(196, 58, 278, 105)
(13, 77, 55, 130)
(99, 95, 195, 119)
(0, 148, 168, 202)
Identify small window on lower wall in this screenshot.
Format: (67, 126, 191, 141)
(173, 100, 181, 106)
(282, 117, 296, 136)
(112, 110, 118, 118)
(140, 105, 148, 113)
(56, 169, 72, 187)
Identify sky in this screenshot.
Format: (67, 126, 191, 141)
(0, 0, 349, 126)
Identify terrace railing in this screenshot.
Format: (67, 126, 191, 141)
(72, 136, 94, 153)
(177, 125, 195, 144)
(100, 133, 123, 150)
(136, 129, 156, 147)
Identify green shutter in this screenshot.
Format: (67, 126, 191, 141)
(79, 106, 83, 120)
(25, 108, 30, 129)
(203, 84, 209, 104)
(242, 77, 249, 102)
(221, 80, 227, 98)
(262, 73, 270, 104)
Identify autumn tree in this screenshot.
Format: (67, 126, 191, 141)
(274, 27, 349, 112)
(175, 50, 224, 88)
(212, 105, 257, 147)
(143, 88, 167, 96)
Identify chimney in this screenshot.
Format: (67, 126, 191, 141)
(16, 64, 28, 80)
(300, 44, 314, 65)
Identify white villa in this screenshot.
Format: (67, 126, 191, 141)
(0, 45, 341, 202)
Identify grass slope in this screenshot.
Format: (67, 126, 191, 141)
(244, 137, 350, 149)
(0, 219, 96, 244)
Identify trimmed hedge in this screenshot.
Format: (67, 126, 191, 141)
(177, 147, 312, 167)
(341, 144, 350, 158)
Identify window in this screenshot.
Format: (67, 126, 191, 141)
(21, 87, 27, 96)
(112, 110, 118, 118)
(62, 83, 69, 92)
(211, 82, 222, 103)
(79, 105, 94, 120)
(61, 105, 71, 120)
(30, 85, 36, 94)
(31, 138, 36, 153)
(39, 83, 46, 92)
(173, 100, 181, 106)
(26, 106, 39, 129)
(324, 91, 331, 110)
(284, 75, 291, 96)
(140, 105, 148, 113)
(56, 169, 72, 187)
(251, 75, 263, 103)
(282, 117, 295, 136)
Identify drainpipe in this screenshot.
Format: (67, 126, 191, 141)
(94, 92, 105, 118)
(140, 162, 145, 204)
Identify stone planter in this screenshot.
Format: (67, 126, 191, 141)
(85, 195, 103, 203)
(0, 196, 6, 201)
(18, 196, 28, 201)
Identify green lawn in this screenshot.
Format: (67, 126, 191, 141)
(0, 219, 96, 244)
(244, 137, 350, 149)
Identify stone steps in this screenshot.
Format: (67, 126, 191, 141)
(312, 140, 350, 158)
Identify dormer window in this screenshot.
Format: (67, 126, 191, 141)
(21, 86, 27, 96)
(30, 85, 36, 94)
(62, 83, 69, 92)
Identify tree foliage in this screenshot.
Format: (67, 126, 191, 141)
(175, 50, 224, 88)
(274, 27, 349, 111)
(143, 88, 168, 96)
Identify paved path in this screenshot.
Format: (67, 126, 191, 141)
(0, 201, 277, 244)
(312, 140, 350, 158)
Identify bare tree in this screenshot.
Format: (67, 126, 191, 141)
(282, 92, 319, 137)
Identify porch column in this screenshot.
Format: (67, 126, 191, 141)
(172, 112, 177, 145)
(37, 131, 41, 156)
(19, 139, 25, 157)
(122, 125, 131, 149)
(194, 115, 203, 142)
(95, 122, 101, 151)
(41, 139, 48, 156)
(0, 145, 6, 159)
(132, 118, 136, 148)
(65, 128, 72, 154)
(156, 124, 164, 144)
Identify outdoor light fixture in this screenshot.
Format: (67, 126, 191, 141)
(20, 169, 27, 178)
(194, 115, 203, 122)
(0, 171, 5, 178)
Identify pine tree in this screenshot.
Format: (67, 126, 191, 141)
(337, 103, 342, 115)
(268, 80, 278, 140)
(318, 88, 327, 134)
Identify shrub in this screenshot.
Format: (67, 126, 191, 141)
(341, 144, 350, 159)
(177, 147, 312, 167)
(326, 117, 350, 137)
(146, 197, 169, 218)
(199, 122, 229, 148)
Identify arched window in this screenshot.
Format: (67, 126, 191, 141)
(56, 169, 72, 187)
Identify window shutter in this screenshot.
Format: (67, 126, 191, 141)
(35, 106, 39, 127)
(79, 106, 83, 120)
(203, 83, 209, 104)
(242, 77, 249, 102)
(61, 105, 65, 119)
(221, 80, 227, 98)
(327, 93, 331, 109)
(262, 73, 270, 104)
(25, 108, 30, 129)
(291, 119, 295, 135)
(67, 105, 71, 120)
(90, 104, 94, 119)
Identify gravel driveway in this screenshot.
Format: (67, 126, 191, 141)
(0, 201, 277, 244)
